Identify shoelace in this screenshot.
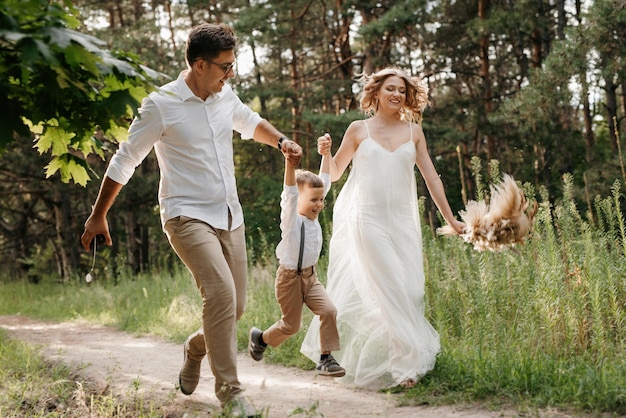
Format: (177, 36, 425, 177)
(324, 356, 339, 367)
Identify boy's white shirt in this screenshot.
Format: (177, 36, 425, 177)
(275, 173, 331, 270)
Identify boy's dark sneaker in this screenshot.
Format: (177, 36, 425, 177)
(248, 327, 266, 361)
(316, 354, 345, 377)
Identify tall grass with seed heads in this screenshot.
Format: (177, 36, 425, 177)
(420, 162, 625, 413)
(1, 161, 624, 415)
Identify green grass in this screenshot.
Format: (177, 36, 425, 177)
(0, 329, 173, 417)
(0, 263, 203, 342)
(1, 176, 625, 416)
(418, 175, 626, 415)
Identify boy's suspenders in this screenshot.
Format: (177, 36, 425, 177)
(297, 222, 304, 274)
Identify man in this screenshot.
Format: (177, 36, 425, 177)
(80, 23, 302, 417)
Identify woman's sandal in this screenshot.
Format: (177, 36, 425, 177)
(399, 378, 417, 389)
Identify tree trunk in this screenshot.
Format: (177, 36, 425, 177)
(52, 184, 80, 280)
(556, 0, 566, 40)
(288, 3, 303, 149)
(478, 0, 494, 159)
(335, 0, 353, 79)
(165, 0, 177, 56)
(508, 0, 527, 88)
(360, 7, 376, 75)
(140, 225, 149, 272)
(124, 210, 138, 273)
(617, 73, 626, 140)
(115, 0, 125, 27)
(582, 79, 595, 161)
(605, 75, 619, 152)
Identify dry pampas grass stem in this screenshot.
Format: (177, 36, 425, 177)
(437, 174, 537, 252)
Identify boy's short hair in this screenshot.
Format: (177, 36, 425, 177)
(296, 170, 323, 188)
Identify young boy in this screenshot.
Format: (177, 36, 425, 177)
(248, 134, 344, 377)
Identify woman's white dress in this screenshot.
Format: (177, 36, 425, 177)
(301, 122, 440, 389)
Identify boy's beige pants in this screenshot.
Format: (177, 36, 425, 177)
(263, 265, 340, 354)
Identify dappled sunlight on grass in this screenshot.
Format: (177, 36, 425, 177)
(1, 174, 625, 414)
(157, 293, 202, 341)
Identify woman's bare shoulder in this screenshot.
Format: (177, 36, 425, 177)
(345, 120, 368, 143)
(346, 119, 366, 132)
(411, 121, 425, 143)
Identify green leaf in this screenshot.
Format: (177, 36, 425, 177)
(99, 53, 145, 78)
(0, 30, 26, 43)
(0, 0, 157, 184)
(64, 43, 100, 76)
(44, 154, 90, 186)
(45, 64, 71, 89)
(72, 133, 101, 159)
(105, 122, 130, 143)
(19, 37, 41, 65)
(35, 124, 74, 156)
(34, 39, 56, 63)
(43, 27, 105, 51)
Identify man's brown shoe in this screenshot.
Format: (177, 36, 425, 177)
(223, 395, 261, 418)
(178, 337, 201, 395)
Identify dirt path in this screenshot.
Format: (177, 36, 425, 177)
(0, 315, 524, 417)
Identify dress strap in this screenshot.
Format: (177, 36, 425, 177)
(409, 122, 413, 141)
(363, 120, 371, 138)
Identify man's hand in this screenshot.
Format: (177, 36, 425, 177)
(81, 215, 112, 252)
(282, 139, 302, 167)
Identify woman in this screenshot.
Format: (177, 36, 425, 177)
(301, 67, 464, 389)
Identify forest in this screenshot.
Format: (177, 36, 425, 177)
(0, 0, 625, 281)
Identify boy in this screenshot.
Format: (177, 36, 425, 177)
(248, 134, 344, 377)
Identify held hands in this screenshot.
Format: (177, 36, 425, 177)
(280, 138, 302, 167)
(317, 133, 332, 156)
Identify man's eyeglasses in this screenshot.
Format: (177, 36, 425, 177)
(199, 58, 236, 74)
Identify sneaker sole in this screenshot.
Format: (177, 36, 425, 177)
(316, 370, 346, 377)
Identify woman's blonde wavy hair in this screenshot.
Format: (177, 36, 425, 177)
(358, 67, 430, 124)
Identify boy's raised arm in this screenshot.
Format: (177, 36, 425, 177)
(284, 156, 297, 187)
(318, 133, 332, 176)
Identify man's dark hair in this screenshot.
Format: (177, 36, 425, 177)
(185, 23, 237, 66)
